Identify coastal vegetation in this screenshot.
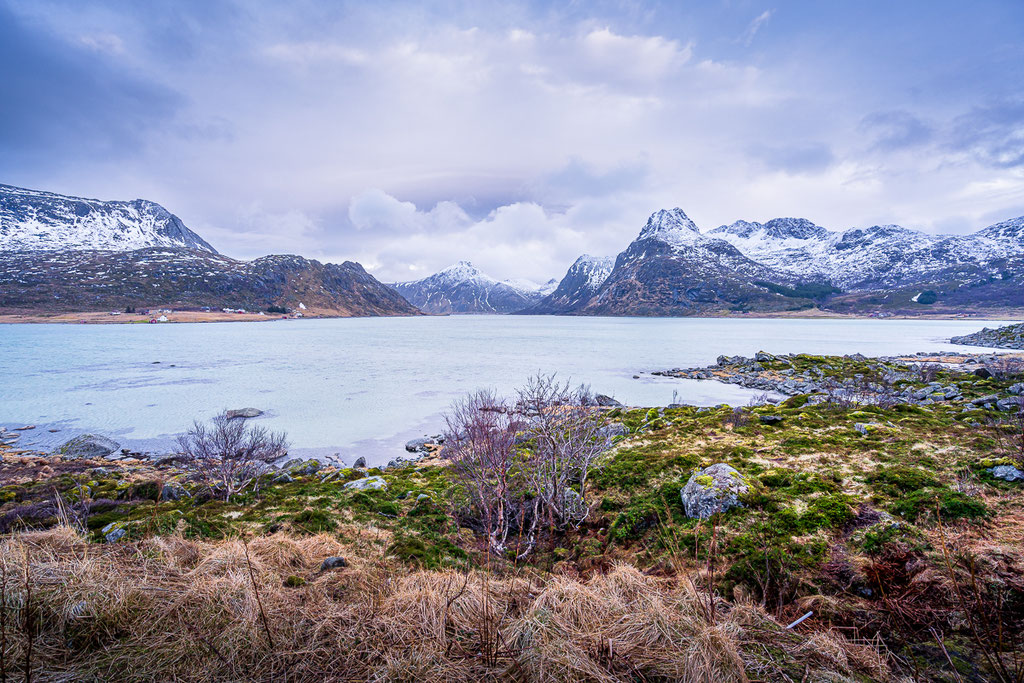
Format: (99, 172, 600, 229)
(1, 354, 1023, 680)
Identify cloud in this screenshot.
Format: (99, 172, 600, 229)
(949, 100, 1024, 168)
(748, 142, 835, 174)
(740, 9, 775, 46)
(860, 110, 933, 150)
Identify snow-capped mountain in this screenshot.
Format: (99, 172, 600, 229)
(0, 183, 418, 317)
(0, 184, 217, 253)
(390, 261, 553, 314)
(577, 208, 803, 316)
(533, 207, 1024, 316)
(523, 255, 614, 314)
(708, 215, 1024, 290)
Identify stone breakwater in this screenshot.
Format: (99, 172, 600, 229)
(654, 351, 1024, 411)
(951, 322, 1024, 350)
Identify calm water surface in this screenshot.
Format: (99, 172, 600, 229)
(0, 315, 1016, 465)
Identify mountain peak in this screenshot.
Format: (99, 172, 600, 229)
(637, 208, 701, 247)
(0, 183, 217, 254)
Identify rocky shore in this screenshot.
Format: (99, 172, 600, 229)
(951, 321, 1024, 349)
(654, 350, 1024, 411)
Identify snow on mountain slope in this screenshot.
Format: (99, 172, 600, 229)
(0, 184, 217, 253)
(520, 255, 614, 314)
(391, 261, 551, 314)
(709, 215, 1024, 290)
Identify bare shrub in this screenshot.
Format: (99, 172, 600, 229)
(515, 376, 611, 544)
(444, 376, 612, 557)
(988, 395, 1024, 465)
(443, 390, 526, 556)
(177, 413, 288, 501)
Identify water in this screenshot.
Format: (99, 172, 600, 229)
(0, 315, 1016, 465)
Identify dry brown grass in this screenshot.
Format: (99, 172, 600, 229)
(0, 527, 890, 681)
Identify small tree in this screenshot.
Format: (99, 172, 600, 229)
(444, 376, 612, 558)
(177, 413, 288, 501)
(444, 390, 526, 556)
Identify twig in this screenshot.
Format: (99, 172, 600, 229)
(242, 539, 276, 651)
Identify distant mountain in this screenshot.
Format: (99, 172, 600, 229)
(0, 184, 217, 253)
(708, 215, 1024, 292)
(576, 209, 805, 315)
(521, 254, 614, 314)
(391, 261, 553, 314)
(0, 183, 418, 317)
(533, 208, 1024, 316)
(0, 248, 421, 316)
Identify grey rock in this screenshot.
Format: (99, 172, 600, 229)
(1009, 383, 1024, 395)
(758, 414, 784, 425)
(680, 464, 749, 519)
(288, 459, 322, 475)
(273, 473, 294, 483)
(352, 456, 367, 468)
(972, 394, 1000, 407)
(101, 522, 127, 543)
(998, 398, 1022, 412)
(343, 475, 387, 491)
(58, 434, 120, 459)
(320, 556, 348, 570)
(405, 437, 435, 453)
(598, 422, 628, 439)
(595, 394, 623, 407)
(989, 465, 1024, 482)
(974, 368, 992, 379)
(226, 407, 263, 420)
(161, 482, 189, 501)
(416, 493, 431, 501)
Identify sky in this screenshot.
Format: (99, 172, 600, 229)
(2, 0, 1023, 283)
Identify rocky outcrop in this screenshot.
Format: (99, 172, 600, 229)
(951, 323, 1024, 350)
(343, 476, 387, 491)
(680, 464, 749, 519)
(57, 434, 120, 460)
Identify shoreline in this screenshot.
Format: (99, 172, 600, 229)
(2, 308, 1023, 325)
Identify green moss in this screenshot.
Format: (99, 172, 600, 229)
(891, 489, 988, 522)
(284, 575, 307, 588)
(291, 509, 337, 533)
(866, 466, 940, 497)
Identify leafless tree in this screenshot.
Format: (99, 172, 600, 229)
(443, 390, 526, 556)
(516, 376, 610, 547)
(177, 413, 288, 501)
(444, 377, 612, 558)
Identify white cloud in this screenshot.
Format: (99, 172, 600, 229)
(741, 9, 775, 46)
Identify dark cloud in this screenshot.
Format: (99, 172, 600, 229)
(0, 3, 183, 170)
(860, 110, 932, 150)
(747, 142, 834, 174)
(949, 100, 1024, 168)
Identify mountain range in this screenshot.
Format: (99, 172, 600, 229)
(414, 208, 1024, 316)
(2, 181, 1021, 317)
(0, 184, 418, 316)
(391, 261, 557, 314)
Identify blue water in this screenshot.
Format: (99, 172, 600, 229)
(0, 315, 1015, 465)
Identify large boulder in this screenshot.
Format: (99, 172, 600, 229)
(680, 464, 749, 519)
(343, 476, 387, 491)
(226, 407, 263, 420)
(595, 394, 623, 407)
(989, 465, 1024, 482)
(57, 434, 120, 460)
(405, 437, 435, 453)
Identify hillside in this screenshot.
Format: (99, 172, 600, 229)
(0, 248, 421, 316)
(391, 261, 552, 314)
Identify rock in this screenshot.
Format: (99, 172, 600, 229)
(273, 472, 294, 483)
(598, 422, 628, 439)
(161, 482, 189, 501)
(343, 476, 387, 491)
(997, 398, 1022, 412)
(1009, 383, 1024, 395)
(854, 422, 880, 436)
(758, 414, 784, 425)
(973, 368, 992, 379)
(352, 456, 367, 468)
(595, 394, 623, 407)
(58, 434, 120, 460)
(988, 465, 1024, 482)
(288, 459, 322, 475)
(754, 351, 775, 362)
(680, 464, 749, 519)
(405, 437, 434, 453)
(101, 522, 126, 543)
(226, 407, 263, 420)
(416, 493, 431, 501)
(320, 556, 348, 570)
(971, 394, 1000, 407)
